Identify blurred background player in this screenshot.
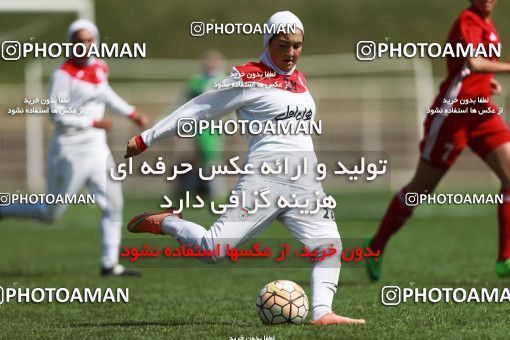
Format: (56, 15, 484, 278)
(0, 19, 148, 276)
(178, 50, 227, 199)
(124, 11, 366, 325)
(366, 0, 510, 281)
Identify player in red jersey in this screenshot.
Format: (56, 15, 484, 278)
(366, 0, 510, 280)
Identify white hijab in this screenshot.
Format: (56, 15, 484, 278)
(66, 19, 99, 65)
(67, 19, 99, 42)
(260, 11, 304, 75)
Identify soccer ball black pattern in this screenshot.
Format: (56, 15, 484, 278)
(256, 280, 309, 325)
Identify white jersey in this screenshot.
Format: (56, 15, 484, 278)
(141, 61, 320, 189)
(48, 58, 135, 147)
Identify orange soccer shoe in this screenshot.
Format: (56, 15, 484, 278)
(310, 313, 366, 325)
(127, 209, 182, 235)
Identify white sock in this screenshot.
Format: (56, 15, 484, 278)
(310, 243, 341, 320)
(100, 214, 122, 269)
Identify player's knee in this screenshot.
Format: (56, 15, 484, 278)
(101, 202, 123, 222)
(102, 210, 122, 224)
(193, 239, 227, 264)
(312, 240, 342, 263)
(107, 199, 123, 212)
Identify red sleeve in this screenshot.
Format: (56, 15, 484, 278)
(135, 134, 148, 151)
(459, 14, 483, 46)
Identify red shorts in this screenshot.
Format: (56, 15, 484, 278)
(420, 105, 510, 169)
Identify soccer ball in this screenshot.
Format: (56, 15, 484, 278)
(256, 280, 309, 325)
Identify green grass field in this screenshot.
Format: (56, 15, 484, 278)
(1, 191, 509, 339)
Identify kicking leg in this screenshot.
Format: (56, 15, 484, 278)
(366, 111, 467, 281)
(366, 159, 447, 282)
(368, 160, 447, 280)
(483, 142, 510, 275)
(128, 175, 280, 263)
(279, 189, 365, 325)
(371, 159, 447, 252)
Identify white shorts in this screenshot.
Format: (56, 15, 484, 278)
(45, 138, 123, 221)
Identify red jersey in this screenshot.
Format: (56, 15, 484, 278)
(420, 7, 510, 169)
(433, 6, 500, 107)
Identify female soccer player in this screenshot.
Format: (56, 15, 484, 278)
(0, 19, 148, 276)
(124, 11, 366, 325)
(366, 0, 510, 281)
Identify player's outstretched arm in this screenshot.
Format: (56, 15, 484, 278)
(101, 82, 149, 129)
(467, 57, 510, 74)
(124, 135, 146, 158)
(128, 111, 149, 129)
(140, 82, 245, 145)
(124, 70, 247, 159)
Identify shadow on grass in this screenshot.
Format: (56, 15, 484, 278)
(71, 320, 255, 328)
(0, 270, 56, 278)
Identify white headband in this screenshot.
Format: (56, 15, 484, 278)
(263, 11, 304, 46)
(67, 19, 99, 42)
